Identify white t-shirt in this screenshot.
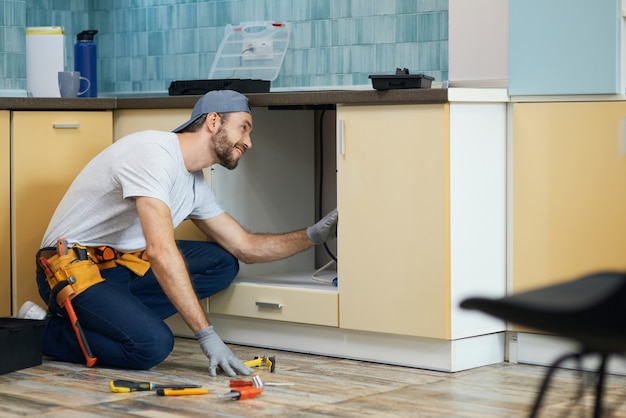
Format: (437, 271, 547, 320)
(41, 130, 224, 251)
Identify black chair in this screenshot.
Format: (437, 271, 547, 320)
(460, 271, 626, 418)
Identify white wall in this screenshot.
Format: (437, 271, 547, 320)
(448, 0, 509, 87)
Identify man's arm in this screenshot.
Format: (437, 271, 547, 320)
(135, 196, 209, 332)
(136, 196, 252, 377)
(192, 212, 314, 264)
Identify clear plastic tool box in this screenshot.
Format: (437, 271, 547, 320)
(208, 21, 291, 81)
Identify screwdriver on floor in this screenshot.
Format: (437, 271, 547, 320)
(110, 379, 201, 393)
(219, 386, 263, 401)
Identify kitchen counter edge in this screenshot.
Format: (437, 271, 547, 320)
(0, 89, 449, 111)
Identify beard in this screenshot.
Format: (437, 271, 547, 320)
(212, 124, 240, 170)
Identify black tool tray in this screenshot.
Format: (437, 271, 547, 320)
(369, 68, 434, 90)
(168, 79, 270, 95)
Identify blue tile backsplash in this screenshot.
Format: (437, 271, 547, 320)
(1, 0, 448, 94)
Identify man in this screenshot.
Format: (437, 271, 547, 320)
(22, 90, 338, 377)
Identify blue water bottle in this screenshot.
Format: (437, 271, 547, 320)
(74, 29, 98, 97)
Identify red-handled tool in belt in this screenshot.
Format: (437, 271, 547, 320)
(39, 246, 98, 367)
(62, 280, 97, 367)
(56, 238, 68, 258)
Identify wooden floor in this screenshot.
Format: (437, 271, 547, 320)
(2, 337, 626, 417)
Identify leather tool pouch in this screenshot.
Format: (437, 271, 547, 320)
(45, 250, 105, 300)
(81, 247, 151, 276)
(114, 251, 151, 276)
(37, 247, 151, 301)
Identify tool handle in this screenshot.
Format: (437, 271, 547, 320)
(237, 387, 263, 400)
(156, 388, 209, 396)
(57, 238, 68, 256)
(244, 358, 263, 368)
(109, 380, 133, 393)
(38, 256, 54, 278)
(109, 380, 152, 392)
(230, 380, 253, 388)
(220, 387, 263, 400)
(64, 297, 97, 367)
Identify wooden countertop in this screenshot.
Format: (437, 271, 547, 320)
(0, 89, 448, 111)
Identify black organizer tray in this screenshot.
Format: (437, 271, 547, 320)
(369, 69, 434, 90)
(168, 79, 270, 95)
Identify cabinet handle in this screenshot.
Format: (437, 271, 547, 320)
(337, 119, 345, 156)
(53, 123, 80, 129)
(255, 301, 283, 309)
(623, 118, 626, 153)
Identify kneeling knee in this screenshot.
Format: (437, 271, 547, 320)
(132, 324, 174, 370)
(222, 252, 239, 278)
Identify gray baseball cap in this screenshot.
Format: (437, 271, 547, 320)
(173, 90, 251, 133)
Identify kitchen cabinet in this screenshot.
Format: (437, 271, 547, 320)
(202, 97, 508, 372)
(1, 90, 508, 371)
(510, 101, 626, 372)
(336, 102, 507, 341)
(512, 101, 626, 293)
(12, 111, 112, 312)
(509, 0, 623, 95)
(0, 111, 9, 316)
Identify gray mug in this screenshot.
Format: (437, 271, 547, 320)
(58, 71, 89, 98)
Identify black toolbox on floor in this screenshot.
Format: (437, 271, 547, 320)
(0, 318, 46, 374)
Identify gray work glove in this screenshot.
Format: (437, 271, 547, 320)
(306, 208, 338, 245)
(195, 325, 253, 377)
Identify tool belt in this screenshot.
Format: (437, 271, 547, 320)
(36, 245, 151, 302)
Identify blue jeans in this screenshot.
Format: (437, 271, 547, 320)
(35, 240, 239, 370)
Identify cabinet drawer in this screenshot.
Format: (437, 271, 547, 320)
(209, 283, 338, 327)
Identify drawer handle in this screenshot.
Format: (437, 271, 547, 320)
(53, 123, 80, 129)
(255, 301, 283, 309)
(337, 119, 345, 155)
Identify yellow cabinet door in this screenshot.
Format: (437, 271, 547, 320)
(0, 111, 9, 316)
(113, 108, 190, 140)
(12, 111, 112, 311)
(337, 104, 450, 339)
(513, 102, 626, 293)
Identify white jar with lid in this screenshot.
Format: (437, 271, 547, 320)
(26, 26, 65, 97)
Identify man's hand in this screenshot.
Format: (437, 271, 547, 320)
(196, 326, 253, 377)
(306, 208, 338, 245)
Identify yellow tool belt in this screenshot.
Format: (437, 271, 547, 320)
(37, 246, 151, 301)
